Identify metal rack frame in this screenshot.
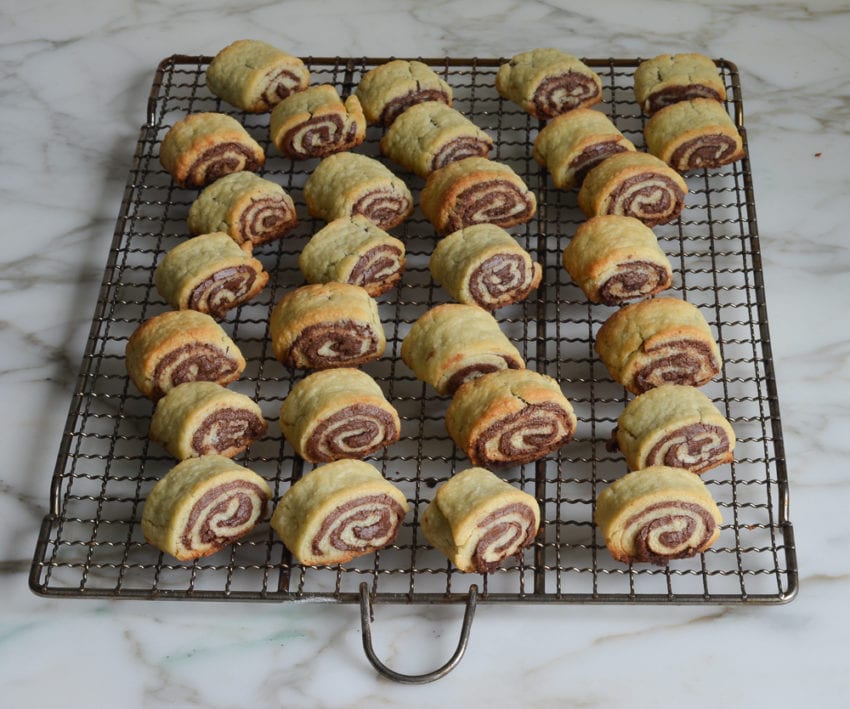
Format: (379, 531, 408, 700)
(30, 53, 797, 678)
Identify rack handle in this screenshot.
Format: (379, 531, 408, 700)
(358, 582, 478, 684)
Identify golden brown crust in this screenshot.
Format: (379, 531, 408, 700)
(532, 108, 636, 190)
(269, 84, 366, 159)
(269, 282, 386, 369)
(634, 53, 726, 115)
(206, 39, 310, 112)
(594, 297, 722, 395)
(303, 152, 414, 230)
(355, 59, 453, 126)
(614, 384, 735, 473)
(496, 48, 602, 119)
(644, 98, 744, 172)
(419, 157, 537, 234)
(400, 303, 525, 396)
(159, 112, 265, 189)
(577, 152, 688, 227)
(562, 215, 672, 304)
(595, 465, 722, 565)
(125, 310, 246, 400)
(154, 232, 269, 318)
(445, 369, 576, 466)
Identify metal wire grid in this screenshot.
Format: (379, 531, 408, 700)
(30, 55, 797, 604)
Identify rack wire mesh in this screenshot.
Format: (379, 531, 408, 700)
(30, 55, 797, 605)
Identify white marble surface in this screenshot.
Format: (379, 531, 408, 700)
(2, 0, 849, 706)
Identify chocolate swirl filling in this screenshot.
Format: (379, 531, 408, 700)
(646, 423, 732, 474)
(597, 260, 671, 305)
(468, 253, 539, 310)
(237, 196, 297, 245)
(532, 72, 601, 118)
(605, 172, 686, 227)
(180, 479, 269, 555)
(380, 88, 451, 126)
(185, 143, 263, 189)
(431, 136, 493, 173)
(624, 501, 717, 565)
(352, 189, 412, 230)
(188, 264, 261, 318)
(151, 343, 242, 399)
(190, 408, 268, 458)
(470, 402, 575, 466)
(260, 67, 310, 111)
(444, 355, 524, 397)
(285, 320, 382, 369)
(347, 244, 404, 296)
(568, 141, 631, 186)
(632, 338, 720, 393)
(444, 180, 536, 233)
(669, 135, 740, 171)
(281, 114, 361, 159)
(305, 404, 400, 462)
(310, 494, 407, 559)
(646, 85, 723, 115)
(472, 502, 538, 573)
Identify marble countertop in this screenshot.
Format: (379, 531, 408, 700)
(3, 1, 849, 706)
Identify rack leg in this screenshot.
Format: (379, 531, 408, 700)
(358, 582, 478, 684)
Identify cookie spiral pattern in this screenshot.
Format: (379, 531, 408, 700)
(420, 157, 537, 234)
(595, 466, 722, 565)
(430, 224, 541, 311)
(125, 310, 246, 400)
(271, 460, 409, 566)
(578, 152, 688, 227)
(280, 368, 400, 463)
(420, 467, 540, 573)
(270, 283, 386, 370)
(614, 385, 735, 474)
(446, 369, 576, 467)
(141, 456, 272, 561)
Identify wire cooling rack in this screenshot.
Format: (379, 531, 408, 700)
(30, 55, 797, 612)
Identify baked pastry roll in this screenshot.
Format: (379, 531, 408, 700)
(495, 48, 602, 119)
(355, 59, 453, 126)
(400, 303, 525, 396)
(149, 381, 267, 460)
(269, 84, 366, 159)
(562, 215, 673, 305)
(154, 232, 269, 319)
(577, 152, 688, 227)
(280, 368, 400, 463)
(595, 465, 722, 565)
(421, 467, 540, 573)
(205, 39, 310, 113)
(303, 152, 414, 230)
(613, 384, 735, 474)
(533, 108, 636, 190)
(269, 282, 386, 369)
(446, 369, 576, 467)
(187, 172, 298, 246)
(419, 157, 537, 234)
(271, 459, 409, 566)
(594, 297, 722, 395)
(142, 455, 272, 560)
(644, 98, 744, 172)
(125, 310, 246, 400)
(299, 215, 405, 297)
(380, 101, 493, 178)
(159, 112, 265, 189)
(634, 53, 726, 115)
(429, 224, 542, 311)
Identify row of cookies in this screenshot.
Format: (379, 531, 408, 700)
(493, 48, 740, 565)
(135, 45, 544, 563)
